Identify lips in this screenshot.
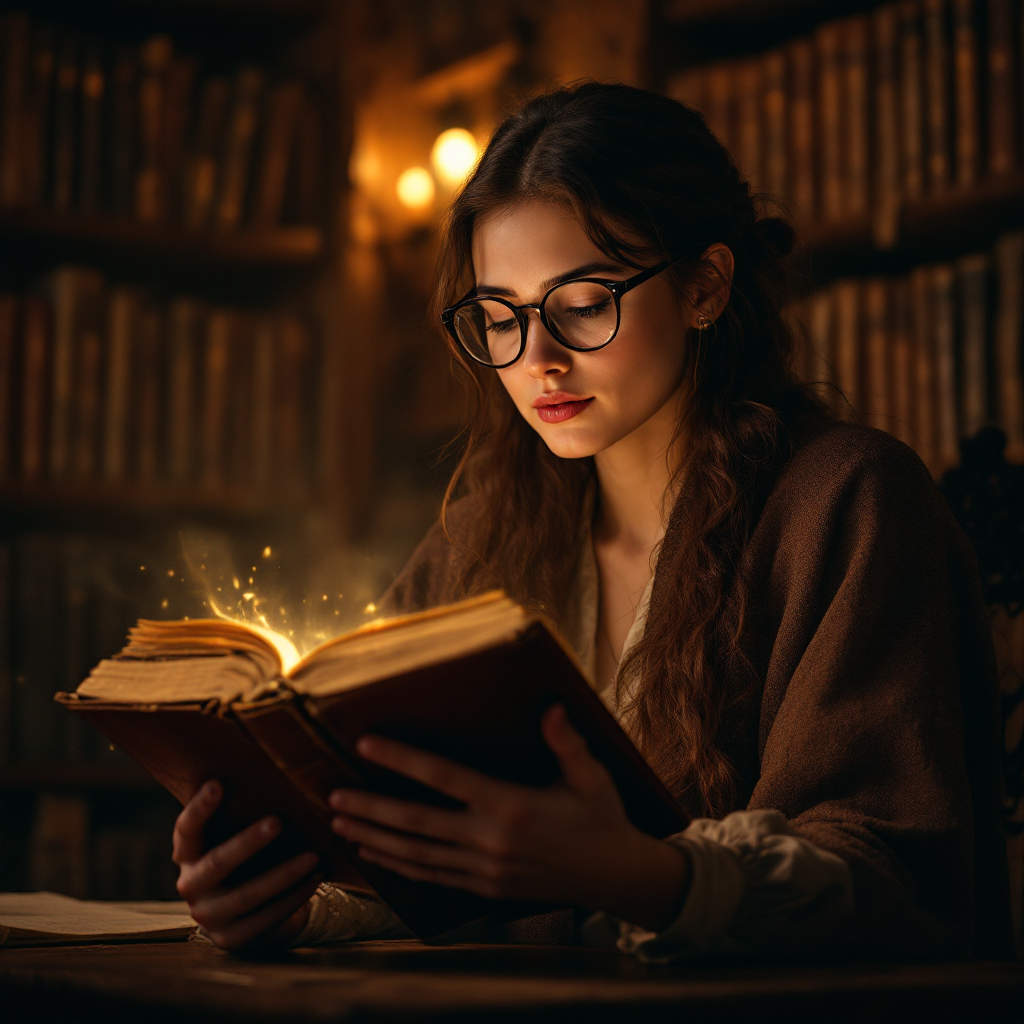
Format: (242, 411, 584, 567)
(532, 392, 594, 423)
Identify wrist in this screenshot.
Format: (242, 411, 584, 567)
(598, 831, 691, 932)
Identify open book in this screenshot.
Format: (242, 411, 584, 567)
(57, 592, 686, 939)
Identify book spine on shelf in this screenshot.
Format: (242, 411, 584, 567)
(134, 304, 164, 482)
(135, 35, 172, 224)
(161, 55, 195, 226)
(922, 0, 952, 191)
(108, 48, 137, 218)
(873, 4, 901, 248)
(22, 26, 55, 210)
(762, 49, 787, 199)
(734, 59, 762, 194)
(226, 313, 253, 485)
(19, 296, 49, 481)
(787, 37, 815, 222)
(77, 38, 105, 215)
(957, 252, 991, 436)
(911, 265, 939, 473)
(807, 290, 836, 409)
(899, 0, 926, 202)
(102, 287, 137, 483)
(666, 68, 705, 111)
(863, 278, 891, 431)
(60, 537, 93, 760)
(0, 12, 29, 208)
(276, 314, 310, 491)
(993, 232, 1024, 460)
(0, 294, 17, 480)
(986, 0, 1016, 176)
(291, 93, 323, 226)
(931, 263, 960, 468)
(250, 316, 275, 488)
(167, 297, 199, 482)
(889, 277, 917, 448)
(702, 63, 733, 153)
(183, 75, 229, 231)
(951, 0, 980, 187)
(50, 33, 80, 213)
(816, 21, 844, 222)
(251, 80, 303, 228)
(201, 310, 231, 487)
(842, 16, 871, 220)
(832, 279, 861, 416)
(215, 66, 264, 231)
(72, 293, 104, 480)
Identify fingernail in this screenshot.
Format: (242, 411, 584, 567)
(261, 817, 281, 837)
(204, 781, 221, 800)
(328, 791, 348, 810)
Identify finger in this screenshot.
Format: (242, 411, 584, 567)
(328, 788, 473, 845)
(205, 873, 323, 952)
(541, 705, 611, 794)
(172, 780, 223, 866)
(355, 735, 514, 808)
(357, 847, 505, 899)
(332, 813, 494, 875)
(178, 815, 281, 899)
(188, 851, 320, 930)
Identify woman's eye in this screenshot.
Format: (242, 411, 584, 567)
(487, 319, 518, 334)
(565, 299, 611, 319)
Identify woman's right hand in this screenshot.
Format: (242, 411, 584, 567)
(172, 780, 324, 951)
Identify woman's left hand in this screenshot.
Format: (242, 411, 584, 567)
(328, 704, 690, 931)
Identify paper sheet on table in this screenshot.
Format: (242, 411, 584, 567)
(0, 891, 196, 946)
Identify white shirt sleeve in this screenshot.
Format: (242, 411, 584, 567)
(587, 808, 855, 963)
(289, 884, 411, 946)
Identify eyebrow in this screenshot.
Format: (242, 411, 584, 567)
(469, 261, 628, 298)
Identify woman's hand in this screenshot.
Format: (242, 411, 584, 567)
(328, 705, 690, 932)
(173, 780, 324, 951)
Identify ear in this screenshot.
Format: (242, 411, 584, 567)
(688, 244, 734, 329)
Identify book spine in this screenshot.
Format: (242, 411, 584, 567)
(951, 0, 980, 187)
(160, 56, 195, 225)
(135, 35, 172, 224)
(958, 252, 990, 436)
(251, 80, 302, 228)
(816, 22, 844, 222)
(215, 66, 264, 230)
(733, 59, 762, 193)
(761, 49, 787, 199)
(250, 316, 275, 488)
(201, 309, 231, 487)
(787, 37, 815, 221)
(72, 317, 103, 480)
(46, 267, 81, 479)
(19, 295, 49, 481)
(910, 265, 939, 472)
(873, 4, 901, 248)
(889, 277, 916, 448)
(226, 313, 253, 484)
(986, 0, 1016, 176)
(807, 289, 836, 409)
(863, 278, 891, 431)
(134, 304, 164, 482)
(931, 263, 960, 468)
(275, 314, 310, 490)
(77, 38, 105, 215)
(102, 287, 136, 482)
(702, 63, 733, 152)
(167, 297, 198, 482)
(50, 33, 80, 213)
(842, 16, 871, 219)
(22, 27, 55, 210)
(0, 13, 29, 208)
(108, 48, 137, 218)
(666, 68, 705, 111)
(291, 93, 323, 225)
(993, 232, 1024, 460)
(183, 76, 229, 231)
(899, 0, 926, 202)
(0, 294, 17, 479)
(923, 0, 952, 191)
(832, 279, 861, 417)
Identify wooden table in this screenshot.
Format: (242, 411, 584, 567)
(1, 940, 1021, 1023)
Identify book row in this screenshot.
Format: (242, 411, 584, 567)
(0, 12, 323, 230)
(790, 230, 1024, 474)
(670, 0, 1023, 242)
(0, 267, 319, 493)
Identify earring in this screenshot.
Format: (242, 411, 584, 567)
(696, 313, 712, 330)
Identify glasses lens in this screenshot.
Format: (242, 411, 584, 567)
(544, 281, 617, 349)
(452, 299, 522, 366)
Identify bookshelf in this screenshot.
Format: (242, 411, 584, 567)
(0, 0, 352, 900)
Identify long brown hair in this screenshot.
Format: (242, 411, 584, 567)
(431, 82, 830, 816)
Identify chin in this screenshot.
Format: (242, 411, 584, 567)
(534, 425, 610, 460)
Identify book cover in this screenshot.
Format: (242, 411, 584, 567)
(993, 232, 1024, 460)
(922, 0, 951, 191)
(951, 0, 979, 187)
(787, 37, 815, 222)
(898, 0, 926, 202)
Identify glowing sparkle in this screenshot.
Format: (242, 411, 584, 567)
(232, 578, 240, 590)
(431, 127, 479, 187)
(263, 546, 272, 558)
(139, 566, 145, 572)
(161, 599, 168, 609)
(364, 602, 377, 614)
(396, 166, 434, 210)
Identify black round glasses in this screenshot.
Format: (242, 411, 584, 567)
(441, 258, 677, 369)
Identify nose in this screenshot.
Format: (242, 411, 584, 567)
(521, 308, 572, 378)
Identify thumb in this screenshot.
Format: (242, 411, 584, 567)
(541, 704, 610, 795)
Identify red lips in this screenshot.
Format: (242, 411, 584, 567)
(532, 392, 594, 423)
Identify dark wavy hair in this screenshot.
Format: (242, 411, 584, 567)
(431, 81, 830, 816)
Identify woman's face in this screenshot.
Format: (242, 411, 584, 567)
(470, 201, 692, 460)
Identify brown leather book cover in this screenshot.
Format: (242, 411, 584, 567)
(815, 21, 844, 222)
(922, 0, 951, 191)
(951, 0, 979, 188)
(898, 0, 926, 202)
(787, 37, 815, 222)
(986, 0, 1016, 177)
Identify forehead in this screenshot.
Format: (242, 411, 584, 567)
(471, 201, 606, 293)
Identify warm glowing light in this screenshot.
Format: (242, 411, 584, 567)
(167, 569, 175, 577)
(232, 577, 240, 590)
(396, 166, 434, 210)
(161, 599, 168, 609)
(364, 602, 377, 614)
(431, 128, 478, 187)
(263, 546, 272, 558)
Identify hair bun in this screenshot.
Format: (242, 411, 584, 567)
(754, 216, 796, 260)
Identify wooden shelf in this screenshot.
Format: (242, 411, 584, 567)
(0, 209, 325, 287)
(0, 762, 160, 791)
(793, 173, 1024, 287)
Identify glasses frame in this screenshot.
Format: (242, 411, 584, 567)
(441, 258, 677, 369)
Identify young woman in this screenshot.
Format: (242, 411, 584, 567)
(172, 83, 1013, 961)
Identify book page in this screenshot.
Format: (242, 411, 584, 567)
(0, 892, 195, 947)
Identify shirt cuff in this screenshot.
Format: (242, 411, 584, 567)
(289, 884, 409, 947)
